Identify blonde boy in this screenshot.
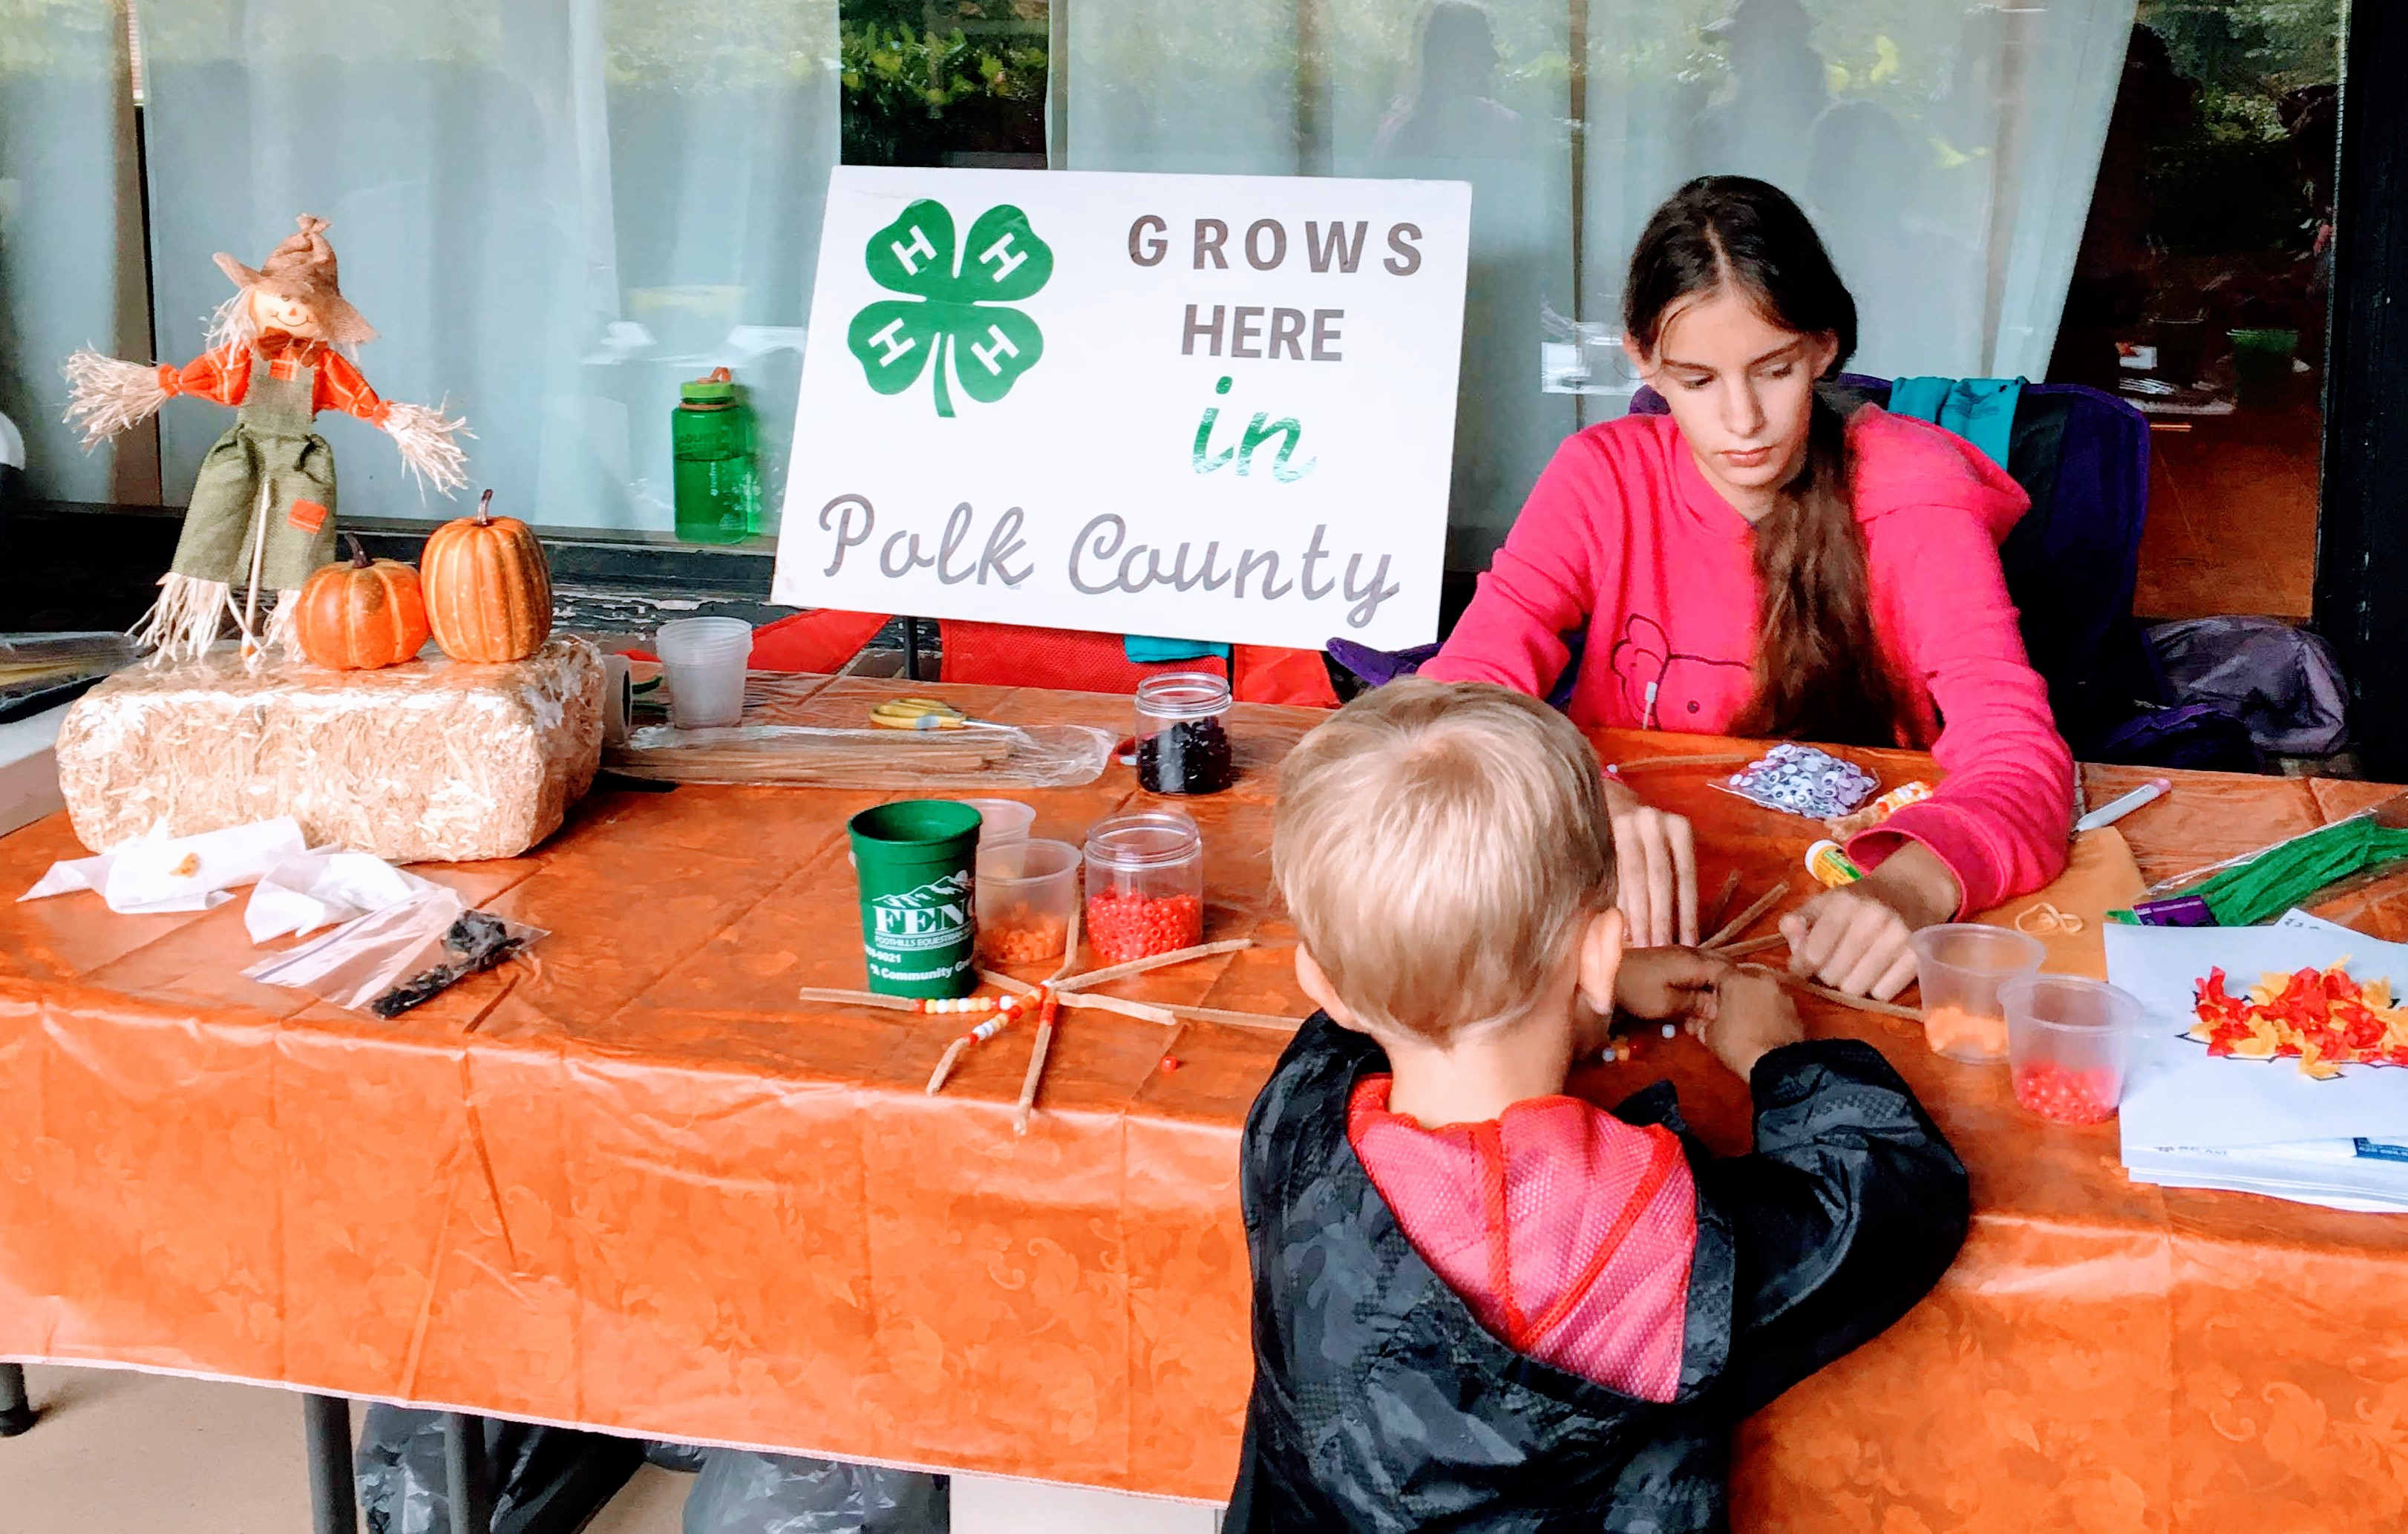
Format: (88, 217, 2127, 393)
(1228, 679, 1969, 1533)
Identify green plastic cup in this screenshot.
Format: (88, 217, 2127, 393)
(848, 800, 984, 999)
(2230, 327, 2300, 408)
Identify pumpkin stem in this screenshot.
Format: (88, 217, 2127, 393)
(475, 488, 494, 526)
(345, 532, 371, 568)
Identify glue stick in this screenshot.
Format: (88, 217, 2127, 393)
(1805, 839, 1865, 889)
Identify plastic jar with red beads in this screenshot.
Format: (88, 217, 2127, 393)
(1083, 809, 1205, 965)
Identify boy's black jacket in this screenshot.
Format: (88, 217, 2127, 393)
(1227, 1015, 1969, 1533)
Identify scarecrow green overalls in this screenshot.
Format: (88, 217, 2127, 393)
(171, 348, 340, 594)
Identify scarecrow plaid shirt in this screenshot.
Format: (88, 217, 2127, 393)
(157, 331, 391, 427)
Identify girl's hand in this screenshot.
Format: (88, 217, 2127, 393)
(1779, 842, 1960, 1000)
(1604, 777, 1698, 948)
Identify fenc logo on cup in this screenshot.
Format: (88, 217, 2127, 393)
(847, 200, 1053, 419)
(868, 868, 974, 951)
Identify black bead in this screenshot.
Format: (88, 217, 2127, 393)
(1136, 715, 1234, 794)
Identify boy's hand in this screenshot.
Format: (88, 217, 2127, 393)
(1580, 947, 1726, 1059)
(1686, 968, 1806, 1081)
(1614, 946, 1727, 1023)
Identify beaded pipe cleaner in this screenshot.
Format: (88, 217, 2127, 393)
(1009, 901, 1082, 1131)
(930, 901, 1082, 1098)
(802, 941, 1282, 1061)
(804, 935, 1299, 1127)
(1012, 988, 1063, 1136)
(922, 986, 1048, 1093)
(918, 935, 1263, 1094)
(797, 988, 1018, 1015)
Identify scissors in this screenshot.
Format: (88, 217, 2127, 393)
(871, 696, 975, 731)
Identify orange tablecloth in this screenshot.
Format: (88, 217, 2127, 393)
(6, 680, 2408, 1530)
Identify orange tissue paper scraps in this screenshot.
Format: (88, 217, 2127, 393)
(1923, 1003, 2009, 1062)
(2188, 963, 2408, 1080)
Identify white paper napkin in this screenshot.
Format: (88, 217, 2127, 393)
(245, 850, 436, 943)
(19, 817, 308, 915)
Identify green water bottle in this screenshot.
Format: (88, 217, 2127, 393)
(673, 367, 762, 545)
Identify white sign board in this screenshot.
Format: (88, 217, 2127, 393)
(771, 166, 1471, 650)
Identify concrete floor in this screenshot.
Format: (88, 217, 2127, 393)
(0, 1365, 689, 1534)
(0, 1368, 1217, 1533)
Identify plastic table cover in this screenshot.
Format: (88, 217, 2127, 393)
(5, 681, 2408, 1530)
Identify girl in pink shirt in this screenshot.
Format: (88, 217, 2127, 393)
(1423, 177, 2072, 999)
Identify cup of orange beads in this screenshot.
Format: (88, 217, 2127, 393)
(976, 837, 1080, 966)
(1083, 809, 1205, 965)
(1909, 923, 2045, 1065)
(2001, 974, 2143, 1124)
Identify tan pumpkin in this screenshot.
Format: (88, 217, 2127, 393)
(423, 489, 554, 663)
(292, 535, 432, 670)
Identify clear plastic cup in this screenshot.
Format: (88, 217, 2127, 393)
(1909, 923, 2045, 1064)
(976, 837, 1080, 966)
(2002, 974, 2144, 1125)
(954, 798, 1036, 847)
(655, 617, 753, 729)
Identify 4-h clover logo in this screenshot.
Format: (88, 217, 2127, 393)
(847, 199, 1053, 418)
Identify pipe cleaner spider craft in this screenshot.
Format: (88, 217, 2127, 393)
(64, 214, 471, 660)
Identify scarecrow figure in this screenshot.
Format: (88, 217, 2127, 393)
(63, 214, 470, 659)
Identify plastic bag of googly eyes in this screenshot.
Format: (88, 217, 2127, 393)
(1719, 744, 1880, 822)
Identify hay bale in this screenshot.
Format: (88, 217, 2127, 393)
(57, 638, 605, 862)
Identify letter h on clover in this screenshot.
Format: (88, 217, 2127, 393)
(847, 200, 1055, 418)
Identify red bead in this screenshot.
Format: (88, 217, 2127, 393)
(1160, 1056, 1181, 1072)
(1085, 889, 1203, 965)
(2012, 1061, 2118, 1124)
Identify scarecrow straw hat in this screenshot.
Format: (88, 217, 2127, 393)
(214, 214, 379, 345)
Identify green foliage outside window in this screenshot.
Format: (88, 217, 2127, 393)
(2139, 0, 2343, 258)
(840, 0, 1047, 166)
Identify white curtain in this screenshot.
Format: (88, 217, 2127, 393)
(137, 0, 840, 533)
(1057, 0, 2137, 571)
(0, 0, 139, 503)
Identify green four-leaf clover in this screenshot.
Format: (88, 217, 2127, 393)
(847, 200, 1053, 418)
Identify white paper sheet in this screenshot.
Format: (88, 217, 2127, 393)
(19, 817, 308, 914)
(245, 850, 434, 943)
(2122, 1138, 2408, 1211)
(2120, 1170, 2408, 1214)
(2108, 920, 2408, 1153)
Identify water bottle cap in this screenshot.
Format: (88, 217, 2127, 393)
(681, 367, 737, 404)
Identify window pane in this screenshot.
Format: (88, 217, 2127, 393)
(2067, 3, 2343, 623)
(1060, 0, 2144, 573)
(0, 0, 133, 502)
(840, 0, 1048, 169)
(140, 0, 839, 534)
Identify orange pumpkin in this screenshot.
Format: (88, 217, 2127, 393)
(292, 535, 432, 670)
(423, 489, 554, 663)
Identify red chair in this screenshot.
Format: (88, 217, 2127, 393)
(746, 609, 894, 674)
(937, 620, 1339, 708)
